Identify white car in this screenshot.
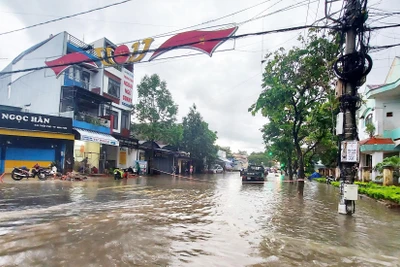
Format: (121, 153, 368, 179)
(209, 165, 224, 174)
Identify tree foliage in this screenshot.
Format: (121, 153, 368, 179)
(134, 74, 178, 141)
(182, 104, 218, 167)
(248, 151, 274, 166)
(162, 123, 183, 148)
(374, 156, 400, 179)
(250, 29, 340, 179)
(365, 122, 376, 138)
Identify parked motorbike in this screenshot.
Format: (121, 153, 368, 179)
(326, 175, 335, 184)
(113, 167, 134, 180)
(11, 164, 48, 181)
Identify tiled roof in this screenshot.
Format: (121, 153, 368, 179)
(359, 137, 394, 145)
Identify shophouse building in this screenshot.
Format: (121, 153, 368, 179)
(0, 32, 138, 173)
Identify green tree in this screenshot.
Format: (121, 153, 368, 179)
(250, 29, 340, 180)
(248, 151, 274, 166)
(374, 156, 400, 181)
(162, 123, 183, 148)
(135, 74, 178, 140)
(262, 120, 295, 178)
(135, 74, 178, 173)
(182, 104, 218, 171)
(365, 122, 376, 138)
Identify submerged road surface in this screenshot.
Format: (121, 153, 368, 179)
(0, 173, 399, 266)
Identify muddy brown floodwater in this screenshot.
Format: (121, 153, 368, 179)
(0, 173, 399, 267)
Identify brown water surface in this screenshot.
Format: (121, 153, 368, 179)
(0, 173, 399, 266)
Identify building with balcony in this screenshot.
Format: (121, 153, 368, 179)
(357, 57, 400, 181)
(0, 32, 138, 173)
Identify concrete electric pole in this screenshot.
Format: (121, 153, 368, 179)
(332, 0, 372, 215)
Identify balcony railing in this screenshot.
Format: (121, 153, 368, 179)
(75, 112, 111, 128)
(59, 111, 111, 128)
(66, 33, 96, 57)
(64, 75, 100, 92)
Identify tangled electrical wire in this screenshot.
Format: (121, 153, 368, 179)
(325, 0, 373, 184)
(333, 0, 372, 85)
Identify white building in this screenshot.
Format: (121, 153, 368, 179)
(231, 153, 248, 170)
(0, 32, 139, 173)
(357, 57, 400, 181)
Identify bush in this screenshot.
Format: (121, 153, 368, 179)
(316, 180, 400, 204)
(331, 181, 340, 187)
(314, 178, 326, 183)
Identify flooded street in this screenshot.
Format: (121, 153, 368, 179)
(0, 173, 399, 267)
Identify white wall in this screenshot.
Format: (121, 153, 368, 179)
(10, 32, 66, 83)
(120, 148, 138, 169)
(0, 32, 65, 114)
(358, 97, 400, 139)
(371, 152, 383, 181)
(2, 69, 62, 115)
(382, 100, 400, 131)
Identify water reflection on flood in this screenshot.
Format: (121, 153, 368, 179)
(0, 174, 399, 267)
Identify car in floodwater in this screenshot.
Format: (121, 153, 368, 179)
(241, 165, 265, 183)
(209, 164, 224, 174)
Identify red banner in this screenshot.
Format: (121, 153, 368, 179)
(149, 27, 238, 61)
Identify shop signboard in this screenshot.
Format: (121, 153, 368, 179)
(120, 68, 134, 108)
(80, 134, 118, 146)
(116, 137, 138, 148)
(0, 111, 72, 134)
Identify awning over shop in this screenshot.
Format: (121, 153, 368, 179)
(73, 128, 119, 146)
(0, 128, 74, 140)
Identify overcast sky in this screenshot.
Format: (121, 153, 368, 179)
(0, 0, 399, 153)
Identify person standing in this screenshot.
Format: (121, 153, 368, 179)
(189, 165, 193, 175)
(135, 161, 141, 175)
(171, 165, 176, 176)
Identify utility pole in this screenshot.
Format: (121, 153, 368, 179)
(333, 0, 372, 215)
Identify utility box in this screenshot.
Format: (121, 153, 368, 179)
(343, 184, 358, 201)
(336, 112, 344, 135)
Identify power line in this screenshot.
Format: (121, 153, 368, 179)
(0, 0, 135, 36)
(370, 42, 400, 51)
(119, 0, 277, 44)
(368, 23, 400, 30)
(0, 0, 321, 80)
(0, 23, 335, 77)
(119, 0, 315, 45)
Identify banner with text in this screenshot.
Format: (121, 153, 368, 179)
(120, 68, 134, 108)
